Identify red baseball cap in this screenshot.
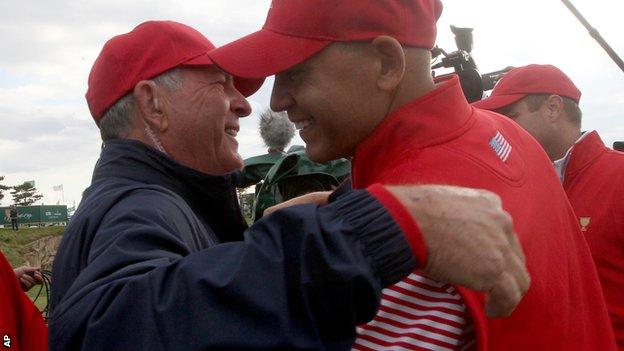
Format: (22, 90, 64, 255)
(208, 0, 443, 79)
(86, 20, 264, 121)
(472, 64, 581, 111)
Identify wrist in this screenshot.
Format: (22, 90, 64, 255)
(367, 183, 428, 267)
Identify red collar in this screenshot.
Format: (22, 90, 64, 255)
(565, 130, 606, 180)
(352, 75, 474, 188)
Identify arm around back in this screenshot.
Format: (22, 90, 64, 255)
(49, 188, 416, 350)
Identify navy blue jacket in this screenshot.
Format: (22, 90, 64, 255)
(49, 140, 416, 350)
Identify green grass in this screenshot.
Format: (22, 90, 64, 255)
(26, 282, 49, 311)
(0, 226, 64, 267)
(0, 226, 64, 312)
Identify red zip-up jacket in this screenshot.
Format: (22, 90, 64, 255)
(0, 252, 47, 351)
(563, 131, 624, 349)
(352, 76, 616, 350)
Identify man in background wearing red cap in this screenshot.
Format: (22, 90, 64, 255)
(474, 64, 624, 349)
(48, 20, 529, 350)
(210, 0, 616, 349)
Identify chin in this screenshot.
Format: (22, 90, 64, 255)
(226, 157, 244, 172)
(306, 148, 336, 163)
(204, 158, 244, 175)
(305, 139, 354, 162)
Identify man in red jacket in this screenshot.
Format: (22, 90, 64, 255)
(0, 252, 47, 351)
(209, 0, 616, 349)
(473, 64, 624, 349)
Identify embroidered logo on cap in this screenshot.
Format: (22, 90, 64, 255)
(489, 131, 512, 162)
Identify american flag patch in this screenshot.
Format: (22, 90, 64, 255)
(489, 131, 512, 162)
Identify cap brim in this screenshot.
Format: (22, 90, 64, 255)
(184, 53, 265, 97)
(209, 29, 332, 79)
(471, 93, 527, 111)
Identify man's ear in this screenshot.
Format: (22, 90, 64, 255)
(371, 36, 406, 92)
(133, 80, 169, 132)
(544, 95, 565, 121)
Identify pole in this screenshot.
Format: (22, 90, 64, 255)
(560, 0, 624, 74)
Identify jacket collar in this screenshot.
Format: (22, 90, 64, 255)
(564, 130, 605, 182)
(352, 75, 474, 188)
(93, 139, 248, 242)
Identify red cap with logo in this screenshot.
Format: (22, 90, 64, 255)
(86, 20, 264, 121)
(208, 0, 443, 79)
(472, 64, 581, 111)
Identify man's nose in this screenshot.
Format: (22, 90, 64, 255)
(270, 76, 294, 112)
(230, 91, 252, 118)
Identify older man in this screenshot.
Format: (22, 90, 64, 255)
(209, 0, 616, 349)
(49, 20, 528, 350)
(473, 64, 624, 349)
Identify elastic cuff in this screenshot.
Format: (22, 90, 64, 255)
(367, 184, 427, 267)
(328, 189, 416, 287)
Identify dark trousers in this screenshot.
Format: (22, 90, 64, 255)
(11, 219, 18, 230)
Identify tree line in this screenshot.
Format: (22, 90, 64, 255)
(0, 176, 44, 206)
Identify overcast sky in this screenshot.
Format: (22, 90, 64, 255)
(0, 0, 623, 207)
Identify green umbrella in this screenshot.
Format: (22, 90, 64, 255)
(253, 145, 351, 221)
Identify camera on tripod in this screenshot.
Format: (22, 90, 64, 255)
(432, 25, 511, 102)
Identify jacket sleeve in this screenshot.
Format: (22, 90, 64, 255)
(49, 189, 416, 351)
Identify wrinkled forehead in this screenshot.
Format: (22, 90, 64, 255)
(174, 65, 230, 82)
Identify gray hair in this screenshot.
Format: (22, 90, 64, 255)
(259, 109, 295, 151)
(99, 68, 183, 141)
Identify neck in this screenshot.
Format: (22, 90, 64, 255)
(548, 124, 582, 161)
(126, 123, 168, 156)
(388, 74, 436, 113)
(387, 50, 436, 113)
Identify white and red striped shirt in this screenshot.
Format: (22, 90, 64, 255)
(353, 272, 475, 351)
